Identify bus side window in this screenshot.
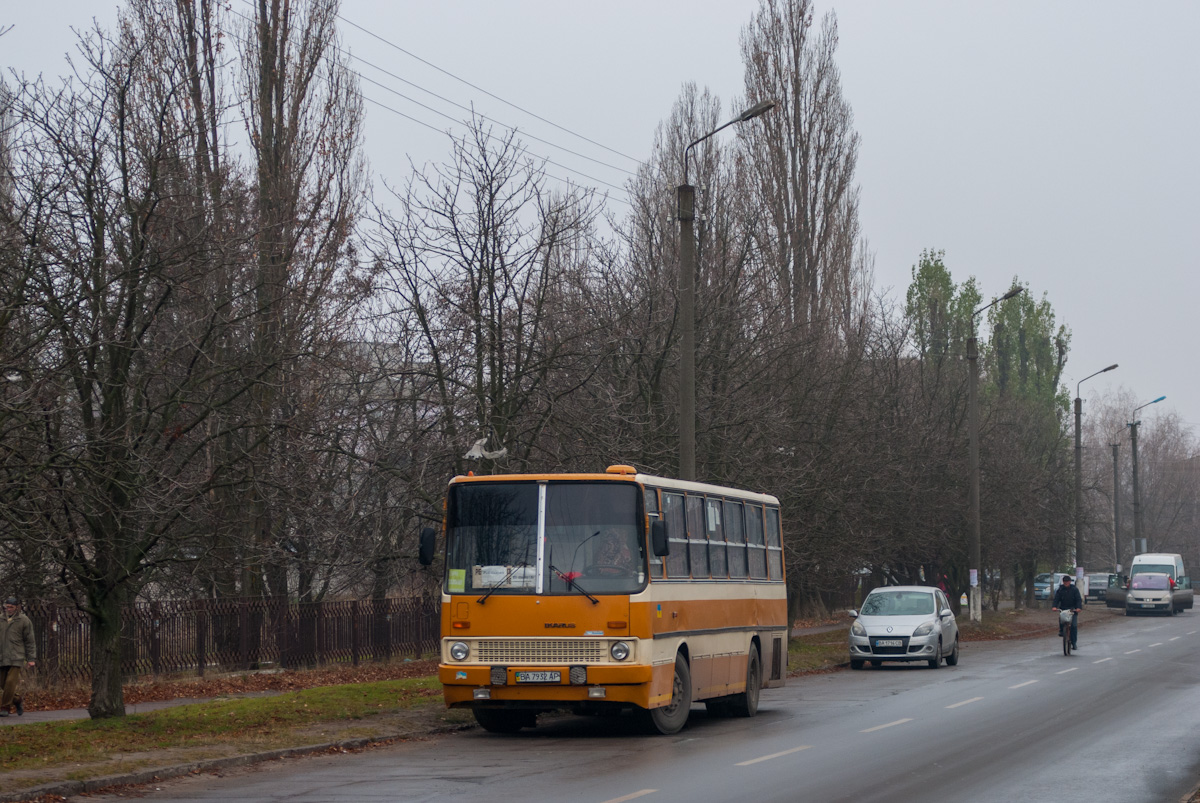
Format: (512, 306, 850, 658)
(707, 497, 727, 579)
(663, 492, 689, 578)
(724, 500, 747, 579)
(766, 507, 784, 580)
(686, 494, 709, 578)
(739, 504, 758, 578)
(645, 488, 664, 578)
(747, 504, 768, 579)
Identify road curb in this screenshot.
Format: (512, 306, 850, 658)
(0, 723, 474, 803)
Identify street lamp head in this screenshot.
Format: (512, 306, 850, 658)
(1000, 285, 1025, 301)
(737, 99, 777, 122)
(1102, 363, 1119, 372)
(1151, 395, 1166, 404)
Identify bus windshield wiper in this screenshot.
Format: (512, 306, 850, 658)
(476, 561, 530, 605)
(551, 564, 599, 605)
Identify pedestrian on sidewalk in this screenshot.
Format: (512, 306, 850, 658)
(1, 596, 36, 716)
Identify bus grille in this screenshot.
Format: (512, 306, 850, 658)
(476, 639, 605, 663)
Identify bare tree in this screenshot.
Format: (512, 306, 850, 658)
(739, 0, 866, 332)
(372, 118, 600, 478)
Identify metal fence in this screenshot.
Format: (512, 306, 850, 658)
(22, 595, 441, 687)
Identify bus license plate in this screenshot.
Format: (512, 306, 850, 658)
(515, 671, 561, 683)
(875, 639, 903, 647)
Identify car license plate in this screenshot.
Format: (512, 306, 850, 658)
(1142, 603, 1155, 608)
(875, 639, 903, 647)
(515, 671, 561, 683)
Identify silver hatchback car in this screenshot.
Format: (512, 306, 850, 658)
(849, 585, 960, 670)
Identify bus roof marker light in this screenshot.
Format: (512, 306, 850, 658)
(606, 465, 637, 474)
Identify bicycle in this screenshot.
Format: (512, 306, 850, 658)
(1056, 608, 1076, 655)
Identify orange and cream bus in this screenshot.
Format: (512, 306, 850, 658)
(417, 464, 788, 734)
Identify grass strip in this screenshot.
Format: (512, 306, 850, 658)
(0, 677, 442, 774)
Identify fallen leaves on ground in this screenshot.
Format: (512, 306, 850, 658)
(25, 660, 440, 713)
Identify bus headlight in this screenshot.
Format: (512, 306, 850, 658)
(450, 641, 470, 661)
(610, 641, 630, 661)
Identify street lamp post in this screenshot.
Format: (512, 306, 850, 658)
(1073, 364, 1118, 572)
(967, 285, 1025, 623)
(677, 99, 775, 481)
(1129, 395, 1166, 553)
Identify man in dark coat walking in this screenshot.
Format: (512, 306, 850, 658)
(0, 596, 37, 716)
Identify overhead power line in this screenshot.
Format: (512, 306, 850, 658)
(334, 12, 642, 166)
(361, 95, 630, 207)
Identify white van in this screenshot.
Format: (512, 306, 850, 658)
(1130, 552, 1185, 582)
(1129, 553, 1193, 613)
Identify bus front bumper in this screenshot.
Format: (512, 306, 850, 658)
(439, 663, 654, 707)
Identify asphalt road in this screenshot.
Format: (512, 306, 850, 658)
(85, 610, 1200, 803)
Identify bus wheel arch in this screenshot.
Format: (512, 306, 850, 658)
(728, 641, 762, 717)
(644, 652, 692, 734)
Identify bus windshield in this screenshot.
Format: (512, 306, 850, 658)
(445, 481, 644, 596)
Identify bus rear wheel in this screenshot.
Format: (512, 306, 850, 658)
(728, 645, 762, 717)
(473, 707, 534, 734)
(644, 654, 692, 735)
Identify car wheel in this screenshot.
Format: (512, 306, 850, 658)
(945, 637, 960, 667)
(728, 645, 762, 718)
(850, 659, 864, 670)
(928, 640, 942, 669)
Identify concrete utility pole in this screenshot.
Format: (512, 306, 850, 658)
(1073, 364, 1117, 572)
(966, 285, 1025, 624)
(1128, 395, 1165, 554)
(1111, 443, 1120, 570)
(676, 99, 774, 482)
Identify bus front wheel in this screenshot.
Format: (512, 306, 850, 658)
(645, 655, 692, 735)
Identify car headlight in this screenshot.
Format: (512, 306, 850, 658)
(851, 620, 866, 637)
(912, 621, 935, 637)
(450, 641, 470, 661)
(610, 641, 630, 661)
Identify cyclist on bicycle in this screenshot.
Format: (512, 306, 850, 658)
(1052, 574, 1083, 650)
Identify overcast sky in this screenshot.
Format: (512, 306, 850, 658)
(4, 1, 1198, 432)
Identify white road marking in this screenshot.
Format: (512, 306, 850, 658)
(1009, 680, 1038, 689)
(861, 718, 913, 733)
(1149, 642, 1163, 647)
(736, 745, 813, 766)
(1125, 649, 1141, 654)
(1055, 667, 1078, 675)
(945, 697, 984, 709)
(1092, 658, 1113, 664)
(1187, 631, 1196, 635)
(600, 791, 658, 803)
(1169, 637, 1181, 641)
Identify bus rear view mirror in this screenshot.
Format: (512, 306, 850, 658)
(418, 527, 436, 566)
(651, 520, 669, 557)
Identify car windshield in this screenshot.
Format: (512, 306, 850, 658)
(1131, 564, 1173, 578)
(1131, 575, 1170, 590)
(860, 591, 935, 616)
(1035, 574, 1053, 584)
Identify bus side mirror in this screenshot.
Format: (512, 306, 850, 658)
(651, 520, 669, 557)
(418, 527, 436, 566)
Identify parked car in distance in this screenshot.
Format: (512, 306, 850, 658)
(1086, 573, 1116, 602)
(849, 586, 959, 670)
(1126, 572, 1175, 616)
(1034, 573, 1055, 600)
